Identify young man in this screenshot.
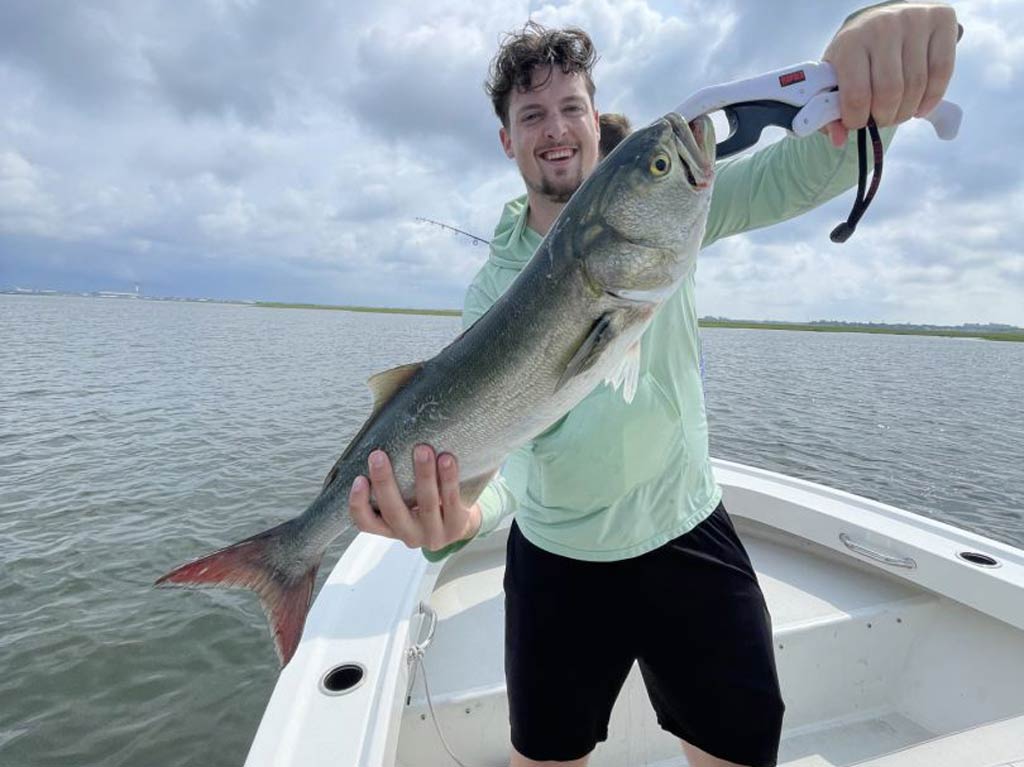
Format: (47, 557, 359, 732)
(351, 5, 959, 766)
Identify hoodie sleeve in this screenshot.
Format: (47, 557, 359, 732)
(422, 269, 525, 563)
(702, 124, 896, 248)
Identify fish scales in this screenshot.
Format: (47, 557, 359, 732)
(157, 112, 717, 666)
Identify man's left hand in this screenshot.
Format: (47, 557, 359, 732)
(822, 2, 959, 147)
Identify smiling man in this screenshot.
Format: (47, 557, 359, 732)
(496, 54, 600, 218)
(351, 6, 960, 766)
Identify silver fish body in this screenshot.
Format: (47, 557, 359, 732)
(157, 112, 717, 665)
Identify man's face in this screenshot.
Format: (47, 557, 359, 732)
(500, 67, 600, 204)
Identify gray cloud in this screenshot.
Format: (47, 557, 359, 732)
(0, 0, 1021, 324)
(344, 20, 498, 159)
(0, 1, 149, 112)
(143, 0, 355, 124)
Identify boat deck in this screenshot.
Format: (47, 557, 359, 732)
(425, 519, 927, 698)
(399, 518, 1024, 767)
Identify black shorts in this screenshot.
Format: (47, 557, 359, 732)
(504, 503, 784, 766)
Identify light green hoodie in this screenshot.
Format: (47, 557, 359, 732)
(426, 126, 894, 562)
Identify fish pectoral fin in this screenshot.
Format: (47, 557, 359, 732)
(555, 312, 620, 394)
(367, 362, 423, 414)
(605, 340, 641, 404)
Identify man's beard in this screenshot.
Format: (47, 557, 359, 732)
(528, 168, 584, 204)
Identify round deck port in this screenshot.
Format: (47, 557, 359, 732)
(320, 663, 366, 695)
(956, 551, 1000, 568)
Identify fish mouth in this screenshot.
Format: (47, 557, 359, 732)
(668, 113, 715, 189)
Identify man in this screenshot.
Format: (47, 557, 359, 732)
(350, 5, 959, 766)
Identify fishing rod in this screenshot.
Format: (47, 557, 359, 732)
(415, 217, 490, 247)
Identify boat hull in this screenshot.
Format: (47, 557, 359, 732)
(246, 460, 1024, 767)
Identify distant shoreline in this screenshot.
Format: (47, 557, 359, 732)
(253, 301, 460, 317)
(697, 320, 1024, 343)
(4, 293, 1021, 341)
(258, 302, 1023, 342)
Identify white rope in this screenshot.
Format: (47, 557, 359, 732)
(407, 644, 482, 767)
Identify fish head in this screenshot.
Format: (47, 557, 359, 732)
(566, 112, 716, 303)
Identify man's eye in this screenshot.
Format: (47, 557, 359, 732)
(522, 113, 540, 123)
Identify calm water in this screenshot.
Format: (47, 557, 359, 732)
(2, 295, 1022, 766)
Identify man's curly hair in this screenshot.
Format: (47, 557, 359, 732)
(485, 22, 598, 128)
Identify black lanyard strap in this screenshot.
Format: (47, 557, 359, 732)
(830, 117, 883, 243)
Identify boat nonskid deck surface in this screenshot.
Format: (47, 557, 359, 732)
(403, 527, 1023, 766)
(245, 461, 1024, 767)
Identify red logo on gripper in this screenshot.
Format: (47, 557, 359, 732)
(779, 70, 806, 87)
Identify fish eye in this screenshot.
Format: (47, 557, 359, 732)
(650, 153, 671, 177)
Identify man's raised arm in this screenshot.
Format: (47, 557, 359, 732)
(703, 1, 958, 246)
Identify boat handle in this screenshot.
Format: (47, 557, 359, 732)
(405, 602, 438, 702)
(412, 601, 438, 653)
(839, 533, 917, 569)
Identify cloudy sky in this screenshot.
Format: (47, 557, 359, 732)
(1, 0, 1020, 324)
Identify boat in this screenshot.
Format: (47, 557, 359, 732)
(245, 459, 1024, 766)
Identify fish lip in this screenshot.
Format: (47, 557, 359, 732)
(668, 113, 715, 188)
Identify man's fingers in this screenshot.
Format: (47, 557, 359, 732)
(826, 120, 848, 148)
(437, 453, 467, 540)
(349, 475, 394, 538)
(869, 30, 904, 126)
(413, 444, 446, 550)
(413, 444, 441, 513)
(368, 450, 419, 545)
(896, 28, 930, 124)
(837, 48, 872, 131)
(918, 12, 958, 117)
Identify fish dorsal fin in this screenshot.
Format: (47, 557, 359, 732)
(555, 312, 620, 394)
(604, 340, 641, 404)
(367, 362, 422, 414)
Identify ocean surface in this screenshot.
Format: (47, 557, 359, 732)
(2, 294, 1021, 766)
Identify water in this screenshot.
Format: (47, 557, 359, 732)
(1, 295, 1022, 766)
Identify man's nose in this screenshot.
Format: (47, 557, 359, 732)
(544, 113, 568, 139)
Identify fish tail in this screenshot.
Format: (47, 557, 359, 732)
(155, 519, 321, 667)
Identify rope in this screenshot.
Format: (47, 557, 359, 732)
(407, 644, 482, 767)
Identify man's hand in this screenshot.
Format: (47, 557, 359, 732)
(822, 2, 959, 146)
(349, 445, 482, 552)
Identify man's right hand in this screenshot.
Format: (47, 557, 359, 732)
(349, 445, 482, 552)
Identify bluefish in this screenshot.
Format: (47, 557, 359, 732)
(157, 113, 716, 666)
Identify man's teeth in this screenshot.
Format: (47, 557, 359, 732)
(541, 148, 574, 160)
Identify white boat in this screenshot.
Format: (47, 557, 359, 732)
(245, 459, 1024, 767)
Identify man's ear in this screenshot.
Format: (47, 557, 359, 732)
(499, 125, 514, 159)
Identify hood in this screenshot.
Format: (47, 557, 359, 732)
(489, 195, 542, 269)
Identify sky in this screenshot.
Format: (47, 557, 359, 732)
(0, 0, 1021, 325)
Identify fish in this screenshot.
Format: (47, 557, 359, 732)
(156, 111, 717, 666)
